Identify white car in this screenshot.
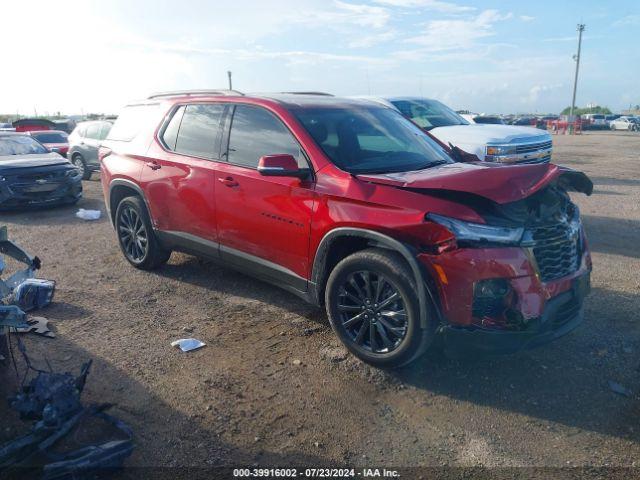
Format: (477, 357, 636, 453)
(359, 97, 552, 164)
(609, 116, 639, 131)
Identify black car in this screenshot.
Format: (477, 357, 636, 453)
(0, 133, 82, 210)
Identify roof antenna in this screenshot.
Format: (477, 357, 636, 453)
(227, 71, 233, 90)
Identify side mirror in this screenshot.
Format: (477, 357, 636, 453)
(257, 154, 309, 179)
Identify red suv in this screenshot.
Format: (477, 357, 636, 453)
(100, 90, 593, 367)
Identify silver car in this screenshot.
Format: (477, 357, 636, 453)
(67, 120, 112, 179)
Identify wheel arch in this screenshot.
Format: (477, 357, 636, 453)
(108, 179, 151, 226)
(311, 227, 441, 328)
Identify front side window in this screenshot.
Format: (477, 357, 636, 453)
(0, 135, 49, 157)
(174, 104, 224, 159)
(293, 105, 452, 174)
(390, 99, 468, 129)
(227, 105, 304, 168)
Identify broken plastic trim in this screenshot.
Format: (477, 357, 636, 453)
(0, 226, 55, 311)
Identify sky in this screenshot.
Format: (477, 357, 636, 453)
(1, 0, 638, 115)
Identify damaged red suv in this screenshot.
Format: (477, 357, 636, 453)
(100, 91, 592, 367)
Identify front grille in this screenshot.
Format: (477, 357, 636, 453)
(515, 140, 552, 154)
(517, 153, 552, 164)
(529, 223, 580, 282)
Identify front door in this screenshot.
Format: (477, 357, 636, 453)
(215, 104, 315, 289)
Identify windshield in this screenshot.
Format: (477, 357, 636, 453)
(389, 99, 468, 130)
(292, 105, 453, 174)
(31, 132, 68, 143)
(0, 135, 49, 156)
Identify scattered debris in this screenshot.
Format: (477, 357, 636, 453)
(0, 226, 55, 312)
(171, 338, 206, 352)
(292, 359, 302, 366)
(0, 343, 134, 477)
(75, 209, 101, 221)
(11, 316, 55, 338)
(0, 305, 29, 329)
(608, 380, 632, 397)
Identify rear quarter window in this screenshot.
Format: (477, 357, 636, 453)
(107, 104, 160, 142)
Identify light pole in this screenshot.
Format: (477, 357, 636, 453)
(227, 71, 233, 90)
(569, 24, 585, 119)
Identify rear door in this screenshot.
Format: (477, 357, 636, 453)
(83, 123, 102, 166)
(141, 103, 225, 247)
(215, 104, 315, 288)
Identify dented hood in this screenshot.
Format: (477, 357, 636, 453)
(356, 162, 592, 204)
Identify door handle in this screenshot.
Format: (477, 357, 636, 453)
(145, 161, 161, 170)
(218, 176, 239, 187)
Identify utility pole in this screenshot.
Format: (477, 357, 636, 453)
(569, 24, 585, 119)
(227, 71, 233, 90)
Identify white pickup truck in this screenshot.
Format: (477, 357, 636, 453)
(362, 97, 553, 164)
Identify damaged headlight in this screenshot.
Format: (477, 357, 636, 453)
(427, 213, 524, 246)
(65, 168, 81, 178)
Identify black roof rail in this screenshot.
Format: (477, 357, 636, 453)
(147, 89, 244, 99)
(280, 91, 334, 96)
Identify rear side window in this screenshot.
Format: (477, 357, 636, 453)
(174, 104, 224, 159)
(86, 123, 101, 139)
(108, 104, 160, 142)
(99, 122, 112, 140)
(227, 105, 303, 168)
(161, 106, 185, 151)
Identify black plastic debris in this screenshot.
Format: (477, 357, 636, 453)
(0, 342, 134, 478)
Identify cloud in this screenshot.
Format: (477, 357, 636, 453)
(520, 15, 535, 22)
(528, 83, 563, 104)
(300, 1, 391, 29)
(405, 9, 513, 52)
(373, 0, 475, 13)
(613, 14, 640, 27)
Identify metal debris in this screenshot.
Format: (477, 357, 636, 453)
(171, 338, 206, 352)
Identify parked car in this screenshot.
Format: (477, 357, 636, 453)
(361, 97, 552, 164)
(609, 116, 639, 131)
(12, 118, 57, 132)
(0, 123, 15, 132)
(581, 114, 607, 130)
(101, 90, 592, 367)
(28, 130, 70, 157)
(68, 120, 113, 179)
(536, 116, 559, 129)
(510, 116, 537, 126)
(604, 114, 621, 126)
(0, 132, 82, 209)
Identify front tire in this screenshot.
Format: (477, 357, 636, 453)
(115, 196, 171, 270)
(325, 248, 436, 368)
(72, 153, 92, 180)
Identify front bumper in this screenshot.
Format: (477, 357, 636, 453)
(441, 274, 589, 356)
(0, 177, 82, 210)
(418, 239, 592, 355)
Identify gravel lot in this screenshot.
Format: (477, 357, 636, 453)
(1, 131, 639, 476)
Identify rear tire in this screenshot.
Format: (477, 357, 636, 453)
(115, 196, 171, 270)
(325, 248, 436, 368)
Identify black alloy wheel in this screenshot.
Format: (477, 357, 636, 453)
(118, 204, 148, 263)
(337, 270, 408, 354)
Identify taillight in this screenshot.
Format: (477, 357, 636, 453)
(98, 146, 112, 162)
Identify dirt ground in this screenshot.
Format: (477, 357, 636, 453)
(1, 130, 639, 477)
